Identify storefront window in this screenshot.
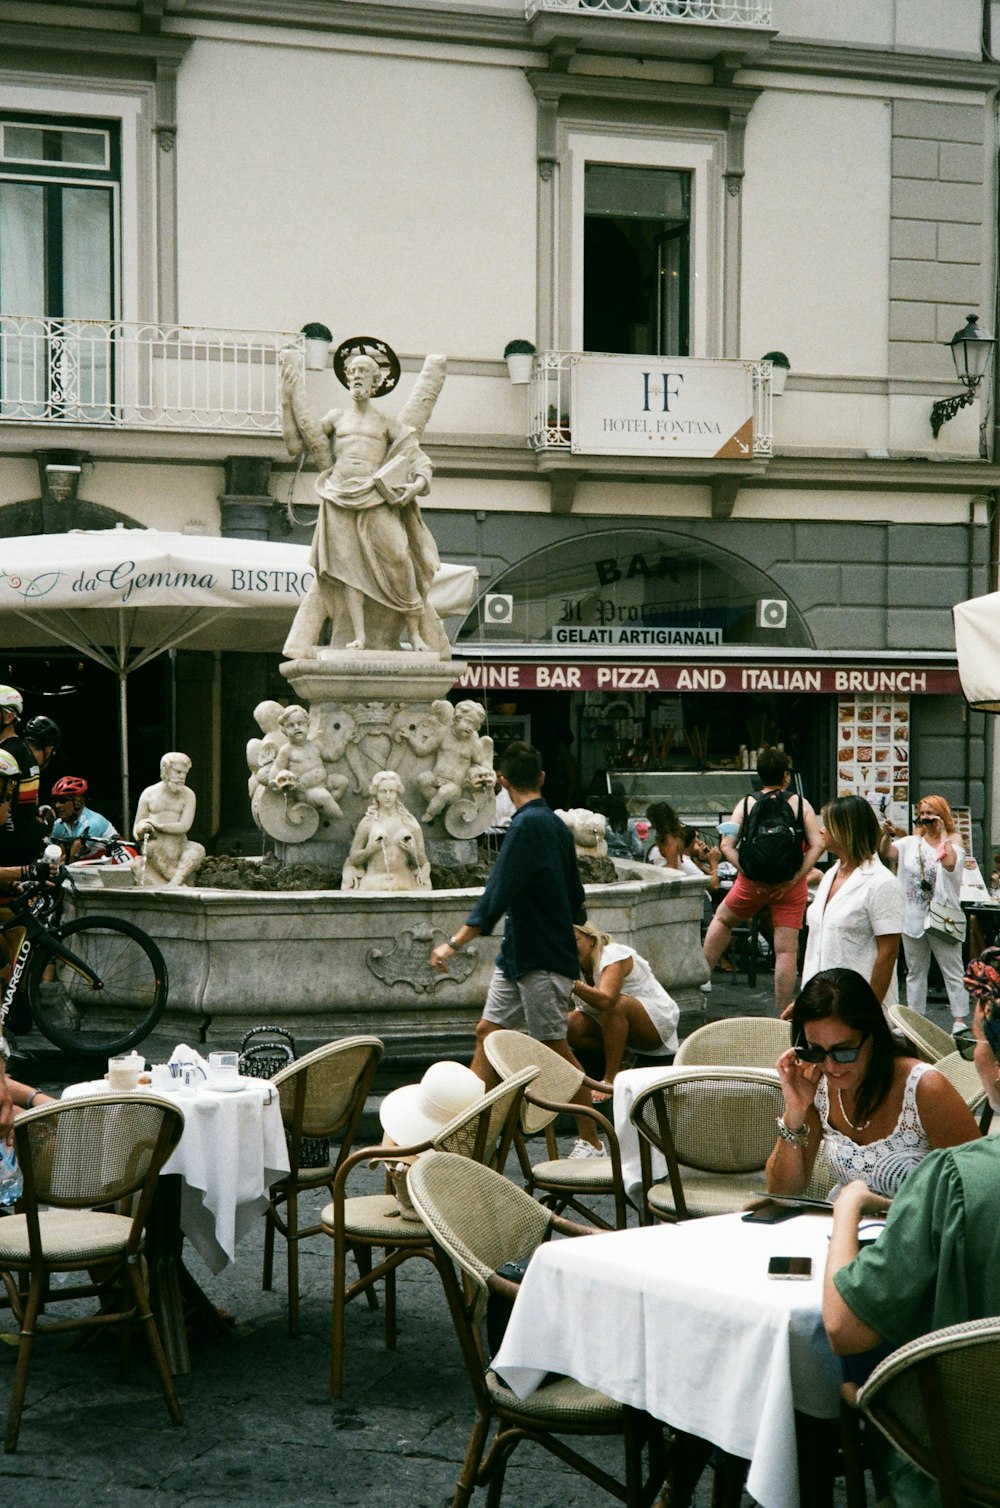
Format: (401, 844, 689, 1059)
(459, 529, 811, 650)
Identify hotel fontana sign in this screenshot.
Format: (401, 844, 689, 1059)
(570, 355, 754, 459)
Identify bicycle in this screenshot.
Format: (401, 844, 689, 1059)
(0, 851, 168, 1058)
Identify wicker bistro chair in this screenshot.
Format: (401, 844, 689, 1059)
(407, 1151, 666, 1508)
(0, 1092, 185, 1452)
(928, 1050, 988, 1117)
(629, 1067, 786, 1222)
(886, 1005, 954, 1064)
(851, 1316, 1000, 1507)
(263, 1035, 383, 1337)
(321, 1064, 537, 1398)
(482, 1030, 628, 1231)
(673, 1015, 791, 1069)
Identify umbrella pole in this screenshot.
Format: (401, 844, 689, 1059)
(118, 671, 130, 836)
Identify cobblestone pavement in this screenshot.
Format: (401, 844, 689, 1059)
(1, 960, 955, 1505)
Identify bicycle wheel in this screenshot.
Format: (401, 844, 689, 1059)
(28, 914, 168, 1056)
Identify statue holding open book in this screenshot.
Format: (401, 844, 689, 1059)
(280, 336, 451, 659)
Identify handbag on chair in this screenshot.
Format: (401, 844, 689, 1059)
(238, 1025, 329, 1168)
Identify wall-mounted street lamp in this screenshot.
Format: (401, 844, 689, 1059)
(930, 313, 995, 438)
(36, 451, 87, 507)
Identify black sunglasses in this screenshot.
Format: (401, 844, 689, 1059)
(953, 1029, 978, 1062)
(794, 1035, 866, 1066)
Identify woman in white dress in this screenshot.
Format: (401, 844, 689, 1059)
(567, 921, 679, 1086)
(766, 967, 978, 1200)
(880, 794, 968, 1031)
(802, 796, 903, 1007)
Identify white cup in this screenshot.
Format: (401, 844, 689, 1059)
(108, 1054, 141, 1092)
(150, 1064, 174, 1093)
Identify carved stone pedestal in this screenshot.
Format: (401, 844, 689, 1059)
(265, 652, 495, 869)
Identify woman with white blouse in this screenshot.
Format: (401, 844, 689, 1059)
(880, 794, 968, 1032)
(802, 796, 903, 1007)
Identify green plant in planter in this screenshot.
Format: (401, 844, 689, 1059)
(761, 350, 790, 370)
(301, 322, 333, 342)
(503, 339, 537, 358)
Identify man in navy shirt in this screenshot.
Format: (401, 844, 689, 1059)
(431, 741, 604, 1157)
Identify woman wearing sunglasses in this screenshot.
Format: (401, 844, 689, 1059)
(879, 794, 969, 1033)
(766, 967, 979, 1199)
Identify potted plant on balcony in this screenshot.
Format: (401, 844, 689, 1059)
(760, 350, 790, 397)
(301, 322, 334, 371)
(503, 339, 536, 385)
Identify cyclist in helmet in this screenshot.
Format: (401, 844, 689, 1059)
(23, 715, 60, 774)
(0, 689, 41, 865)
(50, 776, 119, 862)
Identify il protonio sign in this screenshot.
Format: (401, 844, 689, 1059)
(570, 355, 754, 459)
(455, 662, 962, 695)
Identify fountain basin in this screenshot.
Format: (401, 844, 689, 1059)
(65, 864, 708, 1051)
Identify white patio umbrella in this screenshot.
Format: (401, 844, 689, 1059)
(953, 591, 1000, 712)
(0, 528, 477, 824)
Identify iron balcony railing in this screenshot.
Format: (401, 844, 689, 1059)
(0, 316, 304, 433)
(525, 0, 771, 23)
(528, 352, 774, 458)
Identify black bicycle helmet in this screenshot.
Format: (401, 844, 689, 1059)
(23, 715, 61, 747)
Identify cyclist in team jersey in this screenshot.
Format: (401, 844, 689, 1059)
(0, 688, 42, 866)
(49, 776, 120, 862)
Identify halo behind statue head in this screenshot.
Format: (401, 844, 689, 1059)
(333, 336, 401, 396)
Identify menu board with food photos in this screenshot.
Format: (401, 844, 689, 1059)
(836, 695, 909, 825)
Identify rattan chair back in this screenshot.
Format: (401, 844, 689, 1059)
(273, 1035, 383, 1151)
(674, 1016, 791, 1068)
(631, 1067, 783, 1175)
(857, 1316, 1000, 1506)
(930, 1051, 987, 1114)
(433, 1065, 538, 1170)
(482, 1029, 585, 1136)
(886, 1005, 953, 1063)
(409, 1150, 553, 1316)
(16, 1092, 183, 1235)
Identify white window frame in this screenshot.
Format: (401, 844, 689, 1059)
(561, 126, 725, 359)
(0, 76, 158, 321)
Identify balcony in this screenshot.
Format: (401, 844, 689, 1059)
(524, 0, 775, 62)
(529, 352, 773, 460)
(526, 0, 771, 21)
(0, 316, 301, 436)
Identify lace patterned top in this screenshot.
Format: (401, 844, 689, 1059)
(815, 1061, 932, 1199)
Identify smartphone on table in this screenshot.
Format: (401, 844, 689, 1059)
(767, 1256, 813, 1280)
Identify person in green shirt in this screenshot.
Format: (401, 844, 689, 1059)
(823, 946, 1000, 1506)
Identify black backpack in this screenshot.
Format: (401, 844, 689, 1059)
(737, 790, 804, 884)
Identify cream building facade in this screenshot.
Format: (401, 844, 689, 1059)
(1, 0, 998, 860)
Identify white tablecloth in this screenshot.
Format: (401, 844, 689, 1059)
(613, 1064, 683, 1197)
(493, 1212, 844, 1508)
(63, 1078, 290, 1274)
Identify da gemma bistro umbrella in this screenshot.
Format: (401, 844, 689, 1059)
(0, 528, 477, 826)
(953, 591, 1000, 713)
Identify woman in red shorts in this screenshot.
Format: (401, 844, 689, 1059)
(701, 746, 825, 1018)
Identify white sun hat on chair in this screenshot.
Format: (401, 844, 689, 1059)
(379, 1060, 485, 1146)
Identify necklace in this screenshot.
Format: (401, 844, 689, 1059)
(837, 1088, 871, 1133)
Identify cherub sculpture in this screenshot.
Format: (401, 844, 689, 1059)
(268, 705, 346, 823)
(246, 699, 285, 799)
(402, 700, 494, 826)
